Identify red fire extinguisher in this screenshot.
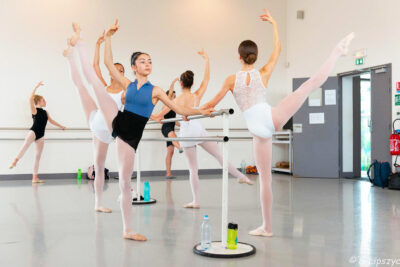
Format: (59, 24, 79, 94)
(391, 119, 400, 167)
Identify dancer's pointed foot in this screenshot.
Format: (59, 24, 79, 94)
(249, 227, 273, 237)
(337, 32, 355, 56)
(9, 158, 18, 169)
(237, 177, 254, 185)
(123, 231, 147, 241)
(69, 22, 81, 46)
(184, 202, 200, 209)
(63, 41, 72, 57)
(95, 206, 112, 213)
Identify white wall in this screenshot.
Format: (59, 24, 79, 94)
(0, 0, 287, 175)
(286, 0, 400, 167)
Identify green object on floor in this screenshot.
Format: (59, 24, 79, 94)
(77, 168, 82, 180)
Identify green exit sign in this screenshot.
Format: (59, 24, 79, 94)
(356, 57, 364, 65)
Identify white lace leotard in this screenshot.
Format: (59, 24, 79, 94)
(232, 69, 275, 138)
(89, 91, 123, 144)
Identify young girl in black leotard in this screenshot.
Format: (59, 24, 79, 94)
(9, 81, 66, 183)
(158, 78, 183, 178)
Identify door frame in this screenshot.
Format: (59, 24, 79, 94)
(338, 63, 392, 178)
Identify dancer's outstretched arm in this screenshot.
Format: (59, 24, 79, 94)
(104, 19, 131, 89)
(153, 87, 214, 116)
(200, 75, 235, 109)
(193, 49, 210, 100)
(93, 31, 107, 87)
(46, 112, 66, 130)
(259, 9, 281, 86)
(150, 78, 180, 121)
(29, 81, 43, 115)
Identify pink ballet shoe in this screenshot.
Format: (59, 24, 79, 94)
(249, 227, 273, 237)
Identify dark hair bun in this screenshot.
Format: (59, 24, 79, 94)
(238, 40, 258, 64)
(180, 70, 194, 88)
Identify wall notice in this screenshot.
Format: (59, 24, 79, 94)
(325, 89, 336, 105)
(309, 113, 325, 124)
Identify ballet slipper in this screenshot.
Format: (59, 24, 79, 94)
(32, 179, 45, 184)
(123, 232, 147, 241)
(9, 158, 18, 169)
(95, 206, 112, 213)
(184, 202, 200, 209)
(337, 32, 355, 56)
(248, 227, 273, 237)
(69, 22, 81, 47)
(166, 175, 176, 179)
(237, 177, 254, 185)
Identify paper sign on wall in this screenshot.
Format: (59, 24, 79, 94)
(308, 88, 322, 106)
(309, 113, 325, 124)
(324, 89, 336, 105)
(293, 123, 302, 133)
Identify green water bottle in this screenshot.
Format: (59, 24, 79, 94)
(77, 168, 82, 180)
(227, 223, 238, 249)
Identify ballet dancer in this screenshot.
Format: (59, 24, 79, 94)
(65, 20, 213, 241)
(9, 82, 66, 183)
(152, 49, 254, 209)
(202, 9, 354, 236)
(154, 78, 184, 178)
(63, 30, 127, 213)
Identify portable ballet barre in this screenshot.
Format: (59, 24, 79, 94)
(146, 108, 234, 125)
(134, 107, 255, 258)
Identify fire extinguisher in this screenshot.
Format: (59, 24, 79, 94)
(390, 119, 400, 167)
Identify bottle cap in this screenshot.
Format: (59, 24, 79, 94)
(228, 223, 238, 229)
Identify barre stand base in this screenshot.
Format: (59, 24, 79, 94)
(193, 241, 256, 258)
(132, 198, 157, 205)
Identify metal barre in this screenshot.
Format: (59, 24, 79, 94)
(0, 136, 255, 141)
(146, 108, 234, 125)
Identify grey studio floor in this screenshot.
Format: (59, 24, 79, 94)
(1, 173, 400, 267)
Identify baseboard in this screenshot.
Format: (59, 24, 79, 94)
(0, 169, 225, 181)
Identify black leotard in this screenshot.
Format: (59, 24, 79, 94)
(161, 110, 176, 147)
(30, 108, 48, 140)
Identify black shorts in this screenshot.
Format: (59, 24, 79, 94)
(162, 122, 175, 147)
(112, 110, 148, 151)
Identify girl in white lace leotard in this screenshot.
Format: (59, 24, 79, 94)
(203, 9, 354, 237)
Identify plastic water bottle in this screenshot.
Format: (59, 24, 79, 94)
(201, 215, 212, 250)
(143, 181, 150, 201)
(240, 160, 246, 174)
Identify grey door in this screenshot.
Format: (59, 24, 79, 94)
(292, 77, 339, 178)
(371, 64, 392, 163)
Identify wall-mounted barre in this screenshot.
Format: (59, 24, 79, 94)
(146, 108, 234, 125)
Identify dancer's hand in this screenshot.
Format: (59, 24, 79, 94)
(182, 115, 189, 121)
(61, 126, 66, 130)
(172, 77, 179, 83)
(35, 81, 44, 88)
(200, 107, 215, 116)
(260, 9, 275, 24)
(96, 30, 105, 44)
(106, 19, 119, 37)
(197, 48, 208, 60)
(150, 114, 164, 124)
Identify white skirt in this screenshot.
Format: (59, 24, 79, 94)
(243, 102, 275, 138)
(178, 119, 208, 147)
(89, 110, 113, 144)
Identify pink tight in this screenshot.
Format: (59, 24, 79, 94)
(184, 142, 249, 205)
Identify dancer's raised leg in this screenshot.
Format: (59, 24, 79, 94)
(32, 137, 45, 183)
(116, 137, 146, 241)
(93, 136, 111, 213)
(249, 136, 274, 237)
(70, 23, 118, 132)
(199, 142, 253, 185)
(183, 146, 200, 208)
(271, 33, 354, 130)
(63, 44, 97, 122)
(9, 131, 36, 169)
(168, 131, 181, 150)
